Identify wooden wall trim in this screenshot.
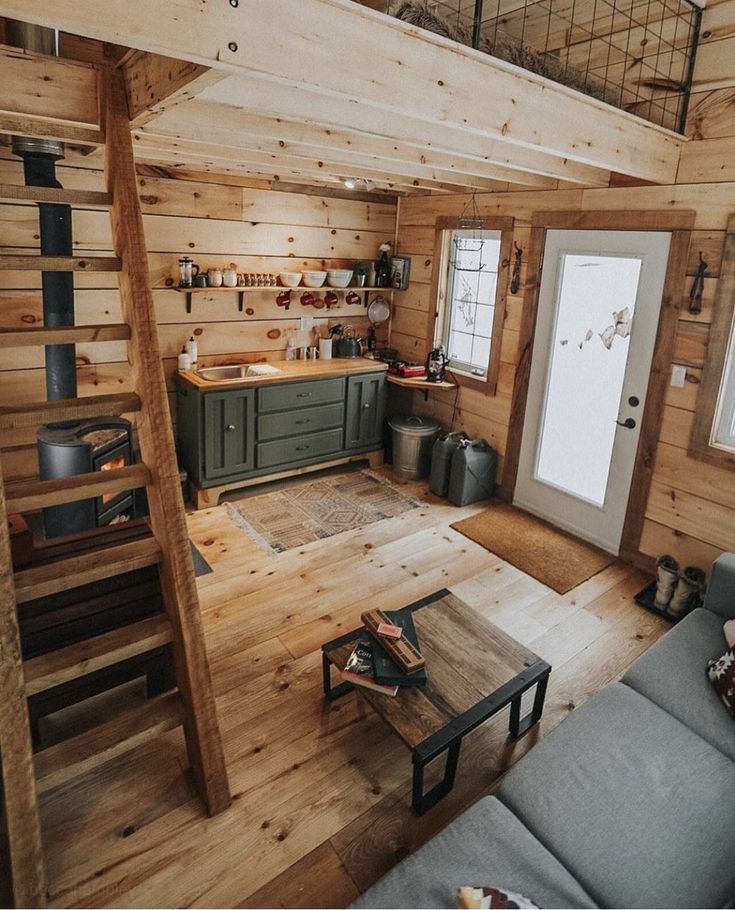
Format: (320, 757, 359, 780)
(499, 224, 545, 501)
(688, 213, 735, 470)
(620, 228, 693, 560)
(530, 210, 697, 231)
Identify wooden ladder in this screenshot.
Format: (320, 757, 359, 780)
(0, 71, 231, 908)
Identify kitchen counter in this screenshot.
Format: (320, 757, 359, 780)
(178, 357, 387, 390)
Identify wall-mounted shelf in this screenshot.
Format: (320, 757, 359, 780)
(171, 284, 398, 314)
(386, 373, 456, 401)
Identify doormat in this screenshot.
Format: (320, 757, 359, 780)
(224, 470, 423, 555)
(451, 502, 615, 594)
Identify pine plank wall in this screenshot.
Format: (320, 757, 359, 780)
(0, 149, 397, 482)
(390, 0, 735, 571)
(1, 0, 733, 572)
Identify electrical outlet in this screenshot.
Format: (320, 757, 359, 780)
(671, 364, 687, 388)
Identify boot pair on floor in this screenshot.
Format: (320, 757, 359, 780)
(655, 556, 706, 618)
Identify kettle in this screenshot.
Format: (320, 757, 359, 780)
(426, 345, 449, 383)
(335, 325, 362, 358)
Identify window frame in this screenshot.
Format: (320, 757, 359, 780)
(428, 215, 514, 396)
(689, 215, 735, 470)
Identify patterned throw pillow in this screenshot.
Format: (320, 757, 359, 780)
(457, 887, 539, 909)
(707, 649, 735, 718)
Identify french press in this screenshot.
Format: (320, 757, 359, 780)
(178, 256, 200, 288)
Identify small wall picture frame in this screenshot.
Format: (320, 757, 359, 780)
(390, 255, 411, 290)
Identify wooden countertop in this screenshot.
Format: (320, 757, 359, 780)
(177, 357, 387, 390)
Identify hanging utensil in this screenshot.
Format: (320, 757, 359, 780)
(367, 295, 391, 326)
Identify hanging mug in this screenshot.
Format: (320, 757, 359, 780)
(208, 268, 223, 288)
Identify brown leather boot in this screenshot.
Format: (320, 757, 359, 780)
(654, 555, 679, 609)
(668, 566, 706, 618)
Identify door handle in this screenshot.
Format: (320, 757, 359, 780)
(615, 418, 636, 429)
(226, 424, 236, 432)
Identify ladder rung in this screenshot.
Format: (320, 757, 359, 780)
(0, 323, 130, 348)
(0, 255, 121, 272)
(0, 392, 141, 441)
(0, 184, 112, 208)
(24, 615, 173, 696)
(34, 691, 182, 795)
(6, 463, 150, 513)
(14, 537, 162, 604)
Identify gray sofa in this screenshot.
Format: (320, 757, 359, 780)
(354, 553, 735, 909)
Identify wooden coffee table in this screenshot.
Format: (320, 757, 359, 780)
(322, 589, 551, 814)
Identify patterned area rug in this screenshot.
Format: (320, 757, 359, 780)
(224, 470, 423, 555)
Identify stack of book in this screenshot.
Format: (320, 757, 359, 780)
(341, 608, 426, 697)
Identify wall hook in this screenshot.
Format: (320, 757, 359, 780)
(689, 251, 707, 315)
(510, 241, 523, 294)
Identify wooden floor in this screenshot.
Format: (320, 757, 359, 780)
(37, 468, 668, 908)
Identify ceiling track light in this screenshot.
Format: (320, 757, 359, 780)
(343, 177, 375, 192)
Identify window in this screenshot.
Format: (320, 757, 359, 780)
(690, 217, 735, 468)
(712, 317, 735, 452)
(430, 216, 512, 395)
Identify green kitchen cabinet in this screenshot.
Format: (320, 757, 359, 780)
(176, 370, 385, 493)
(345, 373, 386, 449)
(203, 388, 256, 478)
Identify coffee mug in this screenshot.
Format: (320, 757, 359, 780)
(208, 268, 223, 288)
(194, 274, 208, 288)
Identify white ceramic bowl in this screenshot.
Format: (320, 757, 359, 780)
(278, 272, 302, 288)
(327, 269, 354, 288)
(302, 270, 327, 288)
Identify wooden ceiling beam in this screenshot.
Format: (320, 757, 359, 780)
(131, 141, 464, 193)
(146, 103, 559, 189)
(134, 125, 533, 193)
(191, 82, 609, 187)
(122, 51, 227, 127)
(0, 0, 681, 181)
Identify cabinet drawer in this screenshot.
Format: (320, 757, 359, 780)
(257, 428, 344, 469)
(257, 402, 344, 441)
(257, 377, 345, 413)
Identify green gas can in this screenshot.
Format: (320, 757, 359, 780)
(448, 438, 498, 506)
(429, 431, 468, 498)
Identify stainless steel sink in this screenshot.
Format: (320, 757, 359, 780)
(195, 364, 282, 383)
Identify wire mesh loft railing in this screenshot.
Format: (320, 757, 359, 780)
(366, 0, 702, 134)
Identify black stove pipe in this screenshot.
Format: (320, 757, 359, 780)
(19, 150, 77, 400)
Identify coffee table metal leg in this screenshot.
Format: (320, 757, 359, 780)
(322, 652, 354, 701)
(509, 670, 550, 739)
(412, 739, 462, 815)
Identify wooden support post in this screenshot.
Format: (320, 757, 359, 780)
(102, 70, 231, 816)
(0, 457, 46, 908)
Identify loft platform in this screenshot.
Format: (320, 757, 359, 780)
(0, 0, 684, 193)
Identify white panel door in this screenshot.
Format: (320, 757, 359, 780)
(514, 229, 671, 554)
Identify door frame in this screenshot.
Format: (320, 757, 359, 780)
(500, 210, 695, 565)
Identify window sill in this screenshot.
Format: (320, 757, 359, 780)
(449, 369, 497, 396)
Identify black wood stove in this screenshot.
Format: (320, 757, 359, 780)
(37, 417, 135, 537)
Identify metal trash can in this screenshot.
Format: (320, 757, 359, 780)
(388, 416, 441, 480)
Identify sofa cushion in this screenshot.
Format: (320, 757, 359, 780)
(351, 796, 597, 909)
(623, 608, 735, 760)
(497, 683, 735, 909)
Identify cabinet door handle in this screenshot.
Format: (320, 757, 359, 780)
(226, 424, 236, 432)
(296, 392, 312, 398)
(295, 419, 310, 425)
(295, 445, 310, 452)
(363, 403, 371, 409)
